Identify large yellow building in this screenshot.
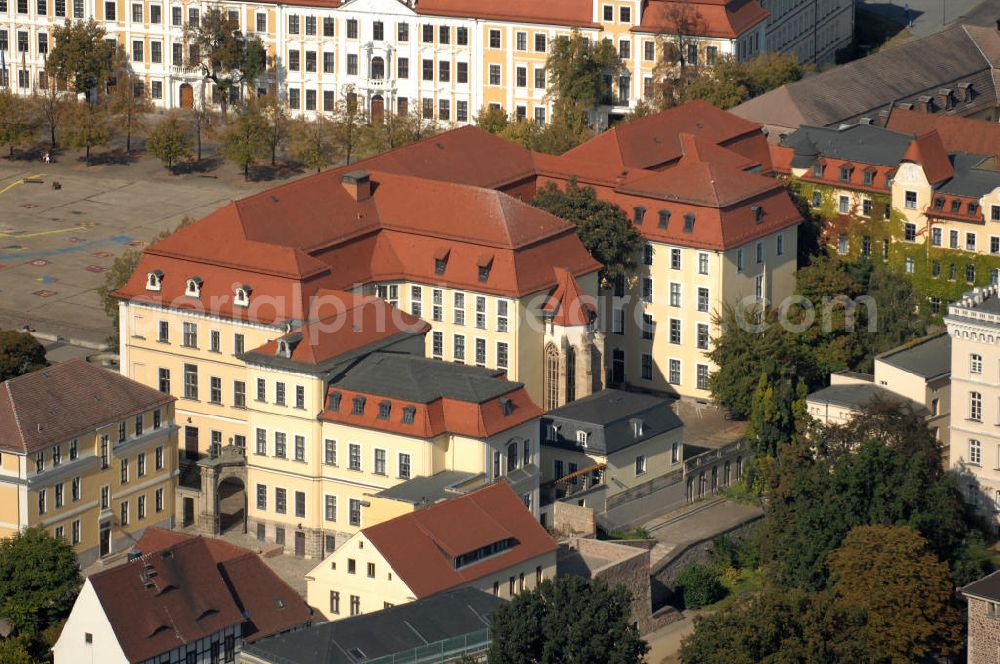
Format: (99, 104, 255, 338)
(0, 359, 176, 567)
(4, 0, 781, 124)
(306, 481, 557, 620)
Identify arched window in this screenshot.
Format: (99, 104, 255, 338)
(506, 441, 519, 473)
(371, 56, 385, 79)
(146, 270, 163, 291)
(544, 344, 560, 411)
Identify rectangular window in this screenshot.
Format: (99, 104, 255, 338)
(347, 54, 358, 76)
(183, 364, 197, 400)
(454, 335, 465, 362)
(641, 353, 653, 380)
(287, 14, 299, 34)
(670, 248, 681, 270)
(346, 18, 358, 38)
(119, 501, 128, 526)
(516, 66, 526, 88)
(439, 99, 450, 121)
(669, 319, 681, 344)
(475, 338, 486, 366)
(305, 51, 316, 73)
(697, 323, 709, 350)
(349, 499, 362, 526)
(696, 364, 709, 390)
(905, 223, 917, 242)
(669, 282, 680, 307)
(294, 435, 305, 461)
(489, 64, 501, 85)
(275, 488, 286, 514)
(304, 16, 316, 36)
(210, 377, 222, 404)
(497, 341, 509, 370)
(374, 449, 386, 475)
(668, 359, 681, 385)
(256, 484, 267, 510)
(497, 300, 509, 332)
(697, 287, 709, 312)
(398, 453, 411, 479)
(288, 49, 300, 71)
(120, 458, 129, 484)
(295, 491, 305, 518)
(489, 29, 500, 48)
(275, 382, 286, 406)
(905, 191, 917, 209)
(182, 322, 197, 347)
(432, 331, 443, 359)
(422, 58, 433, 81)
(397, 22, 408, 41)
(439, 25, 449, 43)
(349, 443, 361, 470)
(457, 26, 468, 44)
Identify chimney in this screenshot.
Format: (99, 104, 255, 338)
(958, 81, 973, 103)
(916, 95, 934, 113)
(859, 117, 873, 125)
(936, 88, 954, 110)
(877, 109, 890, 125)
(341, 171, 372, 202)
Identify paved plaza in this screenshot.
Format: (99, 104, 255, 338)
(0, 153, 304, 344)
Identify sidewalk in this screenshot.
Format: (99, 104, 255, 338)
(644, 614, 695, 663)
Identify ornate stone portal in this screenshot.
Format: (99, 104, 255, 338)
(193, 445, 248, 536)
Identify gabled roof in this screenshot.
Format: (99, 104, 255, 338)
(781, 124, 915, 168)
(633, 0, 768, 38)
(542, 268, 597, 326)
(621, 153, 779, 207)
(241, 587, 502, 664)
(360, 482, 556, 598)
(731, 24, 1000, 132)
(902, 130, 954, 185)
(89, 538, 247, 663)
(0, 359, 174, 454)
(962, 570, 1000, 603)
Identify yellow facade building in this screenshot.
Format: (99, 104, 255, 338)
(306, 481, 557, 620)
(0, 359, 176, 567)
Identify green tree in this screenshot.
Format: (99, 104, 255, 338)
(32, 78, 69, 148)
(332, 85, 368, 165)
(0, 635, 35, 664)
(47, 19, 118, 98)
(827, 525, 963, 662)
(745, 373, 808, 457)
(488, 576, 648, 664)
(361, 110, 436, 155)
(679, 588, 871, 664)
(532, 179, 643, 286)
(675, 562, 726, 609)
(289, 115, 336, 173)
(0, 330, 48, 381)
(108, 71, 153, 153)
(474, 104, 509, 134)
(62, 99, 112, 164)
(188, 106, 217, 161)
(220, 103, 267, 180)
(0, 528, 81, 640)
(146, 113, 193, 170)
(764, 402, 967, 591)
(546, 31, 624, 131)
(0, 90, 36, 157)
(654, 53, 805, 110)
(259, 93, 290, 165)
(185, 8, 266, 116)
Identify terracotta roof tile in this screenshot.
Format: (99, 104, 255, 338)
(414, 0, 599, 28)
(886, 107, 1000, 160)
(134, 527, 246, 563)
(543, 268, 597, 326)
(0, 360, 174, 454)
(361, 482, 556, 598)
(903, 130, 954, 185)
(634, 0, 769, 37)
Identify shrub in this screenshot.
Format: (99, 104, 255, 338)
(676, 562, 726, 609)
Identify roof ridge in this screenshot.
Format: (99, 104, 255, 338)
(4, 382, 24, 451)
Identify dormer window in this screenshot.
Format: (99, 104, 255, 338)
(329, 392, 342, 412)
(351, 396, 366, 415)
(547, 424, 559, 441)
(838, 166, 852, 182)
(969, 202, 979, 215)
(752, 205, 763, 224)
(934, 197, 944, 210)
(631, 418, 645, 437)
(477, 254, 494, 283)
(683, 213, 695, 233)
(377, 400, 391, 420)
(812, 162, 825, 178)
(862, 168, 875, 186)
(234, 284, 252, 307)
(633, 206, 645, 225)
(146, 270, 164, 292)
(277, 340, 292, 358)
(658, 209, 670, 229)
(501, 398, 514, 416)
(434, 248, 450, 275)
(402, 405, 416, 424)
(185, 276, 203, 298)
(576, 430, 588, 445)
(951, 199, 961, 213)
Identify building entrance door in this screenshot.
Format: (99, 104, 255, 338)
(99, 521, 111, 557)
(294, 531, 306, 557)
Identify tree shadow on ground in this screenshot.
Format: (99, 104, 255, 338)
(248, 161, 306, 182)
(170, 156, 223, 175)
(82, 149, 136, 166)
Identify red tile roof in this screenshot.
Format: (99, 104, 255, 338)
(415, 0, 599, 28)
(362, 482, 556, 598)
(90, 538, 247, 663)
(97, 531, 311, 662)
(634, 0, 769, 38)
(902, 130, 954, 185)
(245, 291, 430, 366)
(543, 268, 597, 326)
(886, 107, 1000, 160)
(0, 359, 174, 454)
(564, 100, 768, 171)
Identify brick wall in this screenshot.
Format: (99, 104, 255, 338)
(968, 597, 1000, 664)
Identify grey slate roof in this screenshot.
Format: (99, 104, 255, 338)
(331, 352, 520, 404)
(782, 124, 915, 167)
(807, 383, 925, 414)
(934, 154, 1000, 196)
(241, 587, 502, 664)
(732, 24, 1000, 132)
(371, 470, 483, 507)
(962, 570, 1000, 602)
(540, 389, 681, 456)
(876, 333, 951, 379)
